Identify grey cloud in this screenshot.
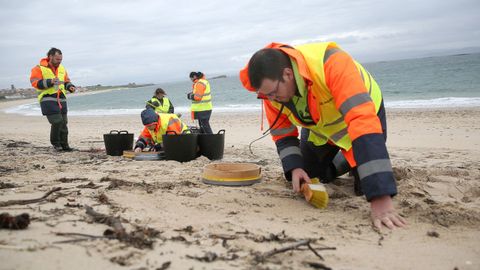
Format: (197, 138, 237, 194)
(1, 0, 479, 88)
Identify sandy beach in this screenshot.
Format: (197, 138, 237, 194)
(0, 98, 479, 270)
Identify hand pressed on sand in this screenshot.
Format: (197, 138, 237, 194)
(370, 195, 407, 231)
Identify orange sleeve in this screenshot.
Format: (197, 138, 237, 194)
(30, 66, 43, 89)
(139, 127, 152, 140)
(193, 81, 206, 101)
(324, 51, 382, 141)
(165, 116, 185, 134)
(264, 100, 298, 142)
(64, 70, 71, 83)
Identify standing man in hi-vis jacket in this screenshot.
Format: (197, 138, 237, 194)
(30, 48, 76, 151)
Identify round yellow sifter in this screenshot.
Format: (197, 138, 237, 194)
(202, 163, 262, 186)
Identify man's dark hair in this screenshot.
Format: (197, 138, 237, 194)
(155, 88, 166, 96)
(247, 48, 292, 89)
(47, 48, 62, 57)
(189, 71, 204, 79)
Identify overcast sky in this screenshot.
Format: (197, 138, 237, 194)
(1, 0, 479, 89)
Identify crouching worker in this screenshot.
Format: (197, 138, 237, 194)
(134, 109, 188, 152)
(240, 42, 407, 231)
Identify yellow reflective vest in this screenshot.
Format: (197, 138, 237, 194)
(269, 42, 383, 151)
(191, 78, 213, 112)
(37, 64, 67, 101)
(147, 97, 172, 113)
(147, 113, 188, 144)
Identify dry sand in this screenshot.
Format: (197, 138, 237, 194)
(0, 98, 479, 270)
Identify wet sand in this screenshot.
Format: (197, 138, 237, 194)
(1, 99, 479, 269)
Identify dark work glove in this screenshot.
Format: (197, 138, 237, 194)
(187, 92, 194, 100)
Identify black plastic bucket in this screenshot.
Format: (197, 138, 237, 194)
(198, 129, 225, 160)
(162, 131, 198, 162)
(103, 130, 134, 156)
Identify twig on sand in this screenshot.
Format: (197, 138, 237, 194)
(53, 232, 109, 244)
(0, 187, 61, 207)
(303, 261, 333, 270)
(254, 239, 332, 263)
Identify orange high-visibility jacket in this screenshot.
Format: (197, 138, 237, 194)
(135, 113, 188, 149)
(240, 42, 396, 201)
(30, 58, 74, 115)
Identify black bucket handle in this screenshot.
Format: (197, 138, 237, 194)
(166, 130, 179, 135)
(217, 129, 225, 135)
(109, 130, 120, 134)
(119, 130, 130, 134)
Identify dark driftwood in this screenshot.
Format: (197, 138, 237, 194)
(84, 206, 127, 239)
(255, 239, 330, 263)
(0, 187, 61, 207)
(84, 205, 155, 249)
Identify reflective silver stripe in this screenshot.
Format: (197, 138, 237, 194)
(279, 146, 302, 160)
(30, 78, 39, 83)
(323, 48, 342, 63)
(138, 135, 151, 145)
(41, 80, 48, 89)
(270, 125, 296, 136)
(324, 116, 344, 127)
(137, 140, 146, 148)
(368, 72, 374, 94)
(359, 68, 365, 82)
(330, 128, 348, 142)
(194, 93, 211, 98)
(40, 97, 66, 102)
(192, 99, 212, 104)
(310, 130, 327, 140)
(339, 93, 372, 116)
(42, 97, 67, 102)
(357, 159, 393, 180)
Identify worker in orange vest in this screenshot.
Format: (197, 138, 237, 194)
(187, 71, 213, 134)
(30, 48, 76, 151)
(134, 109, 188, 152)
(240, 42, 406, 231)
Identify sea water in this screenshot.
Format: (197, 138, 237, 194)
(6, 53, 480, 116)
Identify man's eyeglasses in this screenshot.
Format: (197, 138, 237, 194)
(257, 80, 280, 100)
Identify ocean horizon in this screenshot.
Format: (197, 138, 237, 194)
(5, 53, 480, 116)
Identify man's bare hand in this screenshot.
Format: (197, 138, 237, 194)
(291, 168, 311, 193)
(370, 195, 407, 231)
